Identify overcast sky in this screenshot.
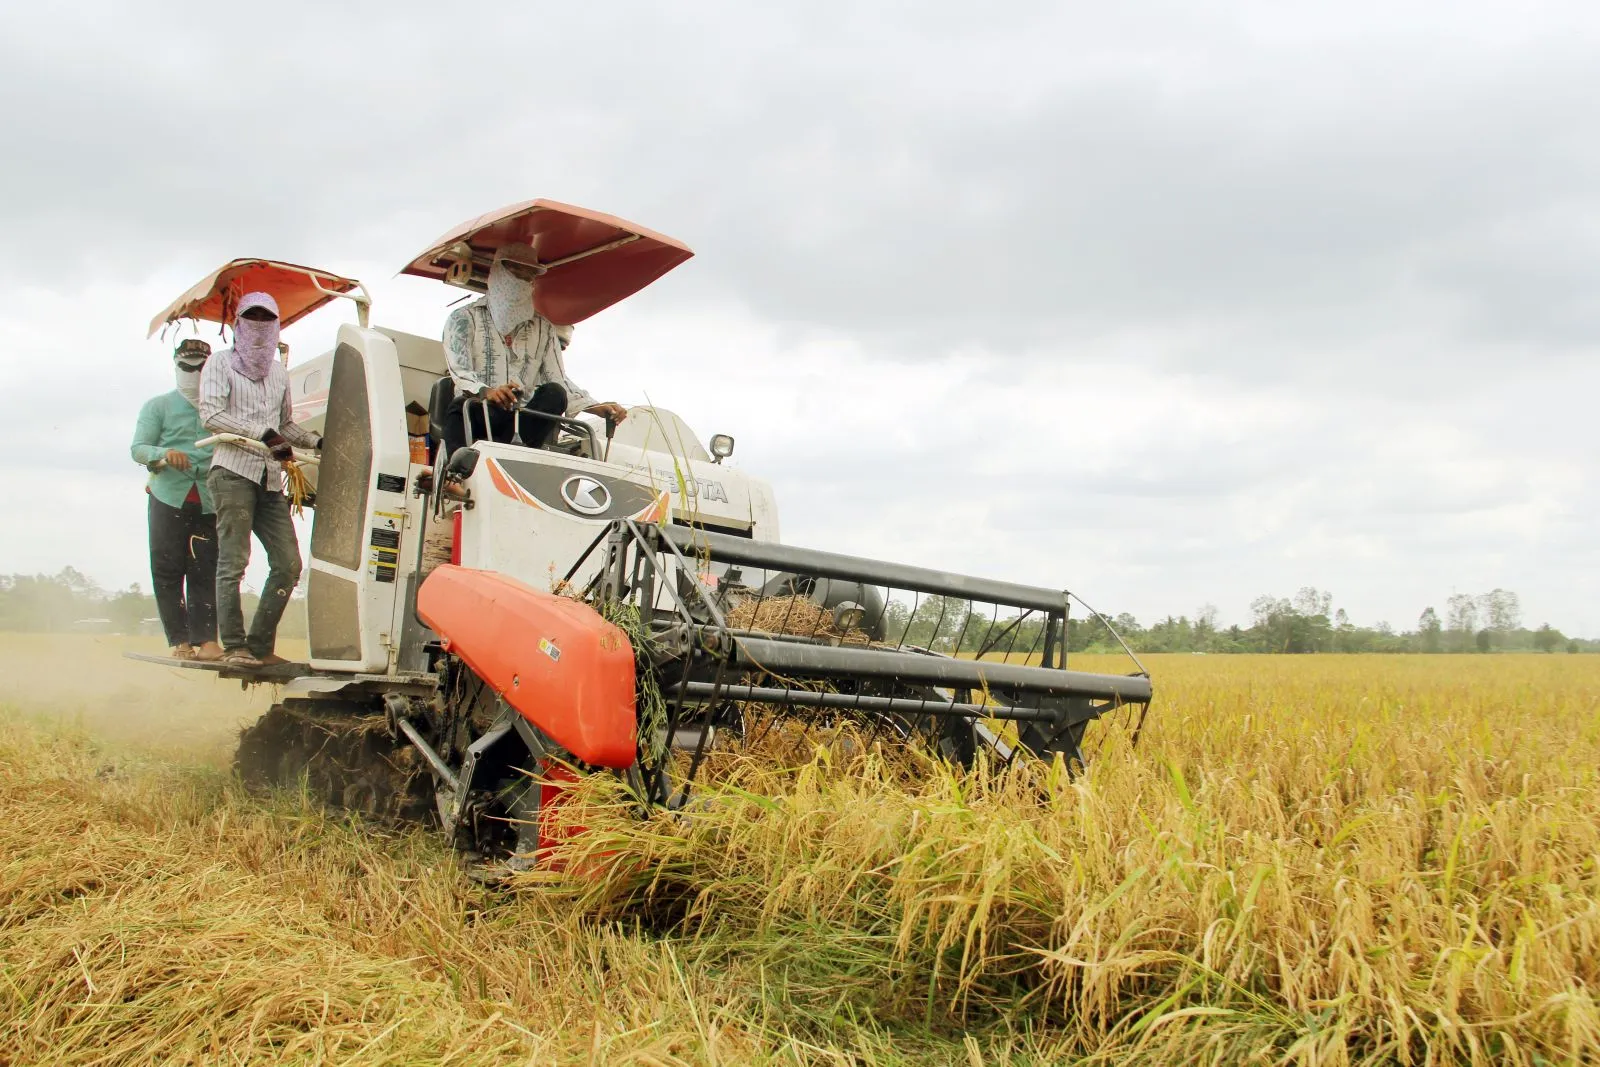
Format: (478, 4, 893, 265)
(2, 1, 1596, 633)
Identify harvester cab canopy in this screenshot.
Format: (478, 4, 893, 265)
(400, 198, 694, 324)
(149, 259, 370, 339)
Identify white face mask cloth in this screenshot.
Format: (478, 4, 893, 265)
(173, 340, 210, 407)
(175, 362, 205, 407)
(231, 291, 282, 381)
(486, 245, 539, 336)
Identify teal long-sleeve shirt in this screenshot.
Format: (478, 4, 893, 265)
(130, 391, 215, 512)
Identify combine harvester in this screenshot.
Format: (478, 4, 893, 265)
(136, 199, 1152, 867)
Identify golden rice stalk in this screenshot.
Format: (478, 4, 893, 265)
(5, 649, 1600, 1064)
(282, 459, 314, 518)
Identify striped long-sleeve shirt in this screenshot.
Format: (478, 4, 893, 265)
(198, 352, 320, 490)
(443, 300, 596, 415)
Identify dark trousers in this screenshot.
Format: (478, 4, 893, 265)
(442, 382, 568, 457)
(148, 495, 218, 647)
(208, 467, 302, 658)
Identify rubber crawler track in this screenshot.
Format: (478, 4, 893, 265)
(235, 703, 435, 824)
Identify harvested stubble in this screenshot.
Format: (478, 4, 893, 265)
(2, 651, 1599, 1065)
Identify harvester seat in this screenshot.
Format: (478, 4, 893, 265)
(428, 376, 456, 448)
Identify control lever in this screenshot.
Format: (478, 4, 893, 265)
(508, 385, 525, 446)
(603, 415, 616, 461)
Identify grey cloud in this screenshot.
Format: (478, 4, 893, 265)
(2, 1, 1598, 631)
(4, 2, 1598, 375)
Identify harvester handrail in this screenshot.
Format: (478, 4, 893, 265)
(660, 526, 1069, 615)
(195, 433, 320, 466)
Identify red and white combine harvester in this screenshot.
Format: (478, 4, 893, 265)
(136, 199, 1152, 869)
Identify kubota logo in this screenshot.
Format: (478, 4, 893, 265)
(560, 475, 611, 516)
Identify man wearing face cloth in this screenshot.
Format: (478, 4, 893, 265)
(440, 243, 628, 458)
(198, 292, 323, 668)
(130, 338, 222, 661)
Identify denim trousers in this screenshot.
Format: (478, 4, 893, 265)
(207, 467, 302, 657)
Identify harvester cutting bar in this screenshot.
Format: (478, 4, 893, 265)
(661, 525, 1070, 614)
(672, 681, 1062, 722)
(727, 635, 1154, 705)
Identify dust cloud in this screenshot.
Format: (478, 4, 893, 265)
(0, 634, 300, 764)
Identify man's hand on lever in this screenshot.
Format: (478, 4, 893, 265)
(163, 450, 191, 472)
(484, 384, 520, 411)
(585, 402, 628, 423)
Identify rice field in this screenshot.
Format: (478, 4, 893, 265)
(1, 635, 1597, 1065)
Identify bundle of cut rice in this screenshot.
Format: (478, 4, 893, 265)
(725, 595, 872, 645)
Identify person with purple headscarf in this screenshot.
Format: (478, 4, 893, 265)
(197, 291, 323, 668)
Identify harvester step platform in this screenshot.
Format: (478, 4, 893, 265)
(121, 651, 314, 684)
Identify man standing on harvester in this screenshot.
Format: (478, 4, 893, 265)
(440, 243, 628, 458)
(198, 292, 322, 668)
(130, 338, 223, 662)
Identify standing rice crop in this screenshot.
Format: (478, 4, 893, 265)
(2, 647, 1598, 1064)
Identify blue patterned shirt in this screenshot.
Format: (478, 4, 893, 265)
(442, 299, 596, 415)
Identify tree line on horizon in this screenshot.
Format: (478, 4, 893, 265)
(0, 568, 307, 639)
(869, 586, 1592, 656)
(1100, 587, 1593, 655)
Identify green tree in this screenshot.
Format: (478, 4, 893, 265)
(1533, 623, 1563, 653)
(1479, 589, 1522, 637)
(0, 569, 109, 632)
(106, 584, 155, 635)
(902, 595, 971, 651)
(1250, 593, 1333, 653)
(1446, 594, 1478, 652)
(1418, 607, 1442, 653)
(881, 599, 911, 643)
(1194, 604, 1218, 653)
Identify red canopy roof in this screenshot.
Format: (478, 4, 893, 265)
(400, 199, 693, 325)
(149, 259, 366, 338)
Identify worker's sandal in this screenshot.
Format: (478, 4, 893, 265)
(222, 649, 262, 667)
